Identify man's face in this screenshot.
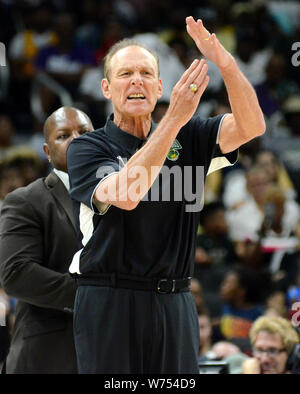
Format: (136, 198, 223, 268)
(43, 109, 93, 172)
(220, 272, 242, 303)
(206, 209, 228, 235)
(256, 152, 278, 182)
(246, 171, 270, 204)
(253, 331, 288, 374)
(102, 46, 163, 120)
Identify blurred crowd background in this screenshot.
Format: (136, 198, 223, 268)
(1, 0, 300, 372)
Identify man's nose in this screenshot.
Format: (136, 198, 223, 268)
(131, 72, 143, 85)
(260, 353, 271, 363)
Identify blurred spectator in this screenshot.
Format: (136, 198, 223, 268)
(168, 36, 190, 69)
(157, 5, 191, 64)
(75, 0, 102, 52)
(218, 265, 266, 353)
(199, 338, 250, 374)
(190, 278, 205, 314)
(0, 146, 43, 210)
(214, 6, 236, 54)
(221, 137, 261, 210)
(223, 149, 297, 210)
(198, 309, 214, 361)
(35, 12, 94, 115)
(0, 115, 15, 160)
(8, 3, 56, 131)
(268, 95, 300, 202)
(8, 3, 55, 81)
(256, 150, 296, 201)
(196, 201, 236, 266)
(76, 16, 125, 127)
(226, 167, 299, 244)
(242, 315, 300, 374)
(231, 4, 273, 86)
(4, 147, 43, 186)
(234, 29, 271, 85)
(230, 181, 300, 292)
(194, 201, 236, 318)
(255, 53, 300, 118)
(226, 165, 270, 241)
(283, 95, 300, 137)
(264, 291, 288, 319)
(211, 340, 241, 360)
(0, 163, 25, 210)
(94, 18, 125, 65)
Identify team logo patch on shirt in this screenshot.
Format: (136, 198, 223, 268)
(167, 139, 182, 161)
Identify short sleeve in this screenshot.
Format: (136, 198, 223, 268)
(209, 114, 238, 174)
(180, 114, 238, 174)
(67, 133, 120, 213)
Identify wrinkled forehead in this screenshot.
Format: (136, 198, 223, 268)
(110, 46, 159, 75)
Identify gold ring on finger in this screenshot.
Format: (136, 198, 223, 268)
(189, 83, 198, 93)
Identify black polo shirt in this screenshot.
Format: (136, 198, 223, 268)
(67, 114, 237, 278)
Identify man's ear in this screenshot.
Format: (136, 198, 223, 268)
(101, 78, 112, 100)
(43, 143, 50, 162)
(157, 79, 163, 100)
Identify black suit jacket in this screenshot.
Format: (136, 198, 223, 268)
(0, 172, 78, 374)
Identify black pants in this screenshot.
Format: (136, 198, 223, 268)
(73, 286, 199, 374)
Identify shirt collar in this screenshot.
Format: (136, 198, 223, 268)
(104, 114, 157, 153)
(53, 168, 70, 191)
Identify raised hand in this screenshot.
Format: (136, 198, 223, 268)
(186, 16, 233, 70)
(166, 58, 209, 127)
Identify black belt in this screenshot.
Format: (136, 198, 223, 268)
(75, 273, 192, 294)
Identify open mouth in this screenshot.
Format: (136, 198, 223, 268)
(127, 93, 145, 100)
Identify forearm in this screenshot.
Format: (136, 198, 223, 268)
(185, 17, 265, 154)
(114, 115, 182, 207)
(1, 263, 76, 312)
(96, 115, 181, 210)
(220, 58, 266, 140)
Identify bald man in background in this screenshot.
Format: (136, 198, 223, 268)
(0, 107, 93, 374)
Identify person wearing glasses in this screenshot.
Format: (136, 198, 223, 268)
(242, 316, 299, 374)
